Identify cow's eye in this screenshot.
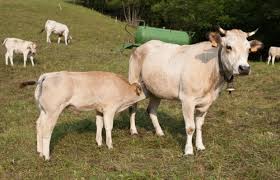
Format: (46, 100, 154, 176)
(226, 45, 232, 51)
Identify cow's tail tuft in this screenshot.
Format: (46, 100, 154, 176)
(2, 38, 7, 45)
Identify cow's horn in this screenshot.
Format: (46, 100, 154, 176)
(218, 26, 227, 35)
(247, 28, 258, 37)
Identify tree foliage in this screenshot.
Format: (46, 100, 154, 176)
(72, 0, 280, 54)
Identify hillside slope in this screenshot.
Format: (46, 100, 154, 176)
(0, 0, 279, 179)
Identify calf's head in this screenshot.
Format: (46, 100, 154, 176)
(209, 27, 263, 76)
(28, 42, 37, 54)
(67, 35, 72, 44)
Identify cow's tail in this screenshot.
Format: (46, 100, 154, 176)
(21, 75, 46, 113)
(2, 38, 7, 45)
(34, 75, 47, 113)
(128, 48, 144, 85)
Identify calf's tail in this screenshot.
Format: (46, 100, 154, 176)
(39, 27, 45, 33)
(20, 81, 37, 88)
(2, 38, 7, 45)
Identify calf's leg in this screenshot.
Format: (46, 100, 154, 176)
(103, 110, 115, 149)
(5, 52, 9, 65)
(95, 112, 103, 147)
(8, 51, 14, 66)
(272, 56, 276, 65)
(267, 55, 271, 65)
(147, 96, 164, 136)
(29, 55, 34, 66)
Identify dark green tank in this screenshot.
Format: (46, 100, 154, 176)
(135, 26, 193, 45)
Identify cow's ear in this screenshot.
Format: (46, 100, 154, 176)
(250, 40, 263, 52)
(208, 32, 221, 48)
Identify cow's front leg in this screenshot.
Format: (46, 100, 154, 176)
(147, 96, 164, 136)
(195, 111, 207, 151)
(182, 100, 195, 155)
(58, 36, 61, 44)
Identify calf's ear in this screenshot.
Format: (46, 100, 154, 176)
(132, 83, 142, 96)
(208, 32, 221, 47)
(250, 40, 263, 52)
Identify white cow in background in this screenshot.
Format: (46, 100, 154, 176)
(40, 20, 72, 45)
(2, 38, 37, 67)
(267, 46, 280, 65)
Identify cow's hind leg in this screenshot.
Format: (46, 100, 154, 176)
(40, 109, 62, 160)
(182, 100, 195, 155)
(36, 111, 46, 156)
(147, 96, 164, 136)
(95, 112, 103, 147)
(129, 103, 138, 135)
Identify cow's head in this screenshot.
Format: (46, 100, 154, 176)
(209, 27, 263, 76)
(28, 42, 37, 54)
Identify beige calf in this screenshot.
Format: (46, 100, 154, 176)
(21, 71, 146, 160)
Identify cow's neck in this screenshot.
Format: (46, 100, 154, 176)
(217, 46, 235, 93)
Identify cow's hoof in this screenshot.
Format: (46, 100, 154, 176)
(196, 144, 205, 151)
(155, 129, 164, 136)
(130, 129, 138, 135)
(39, 153, 43, 157)
(184, 146, 194, 155)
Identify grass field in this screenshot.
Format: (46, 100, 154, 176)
(0, 0, 279, 179)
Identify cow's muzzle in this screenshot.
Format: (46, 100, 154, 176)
(238, 65, 250, 75)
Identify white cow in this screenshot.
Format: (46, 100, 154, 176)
(2, 38, 37, 67)
(267, 46, 280, 65)
(128, 27, 263, 156)
(40, 20, 72, 45)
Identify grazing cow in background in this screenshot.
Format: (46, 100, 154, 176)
(40, 20, 72, 45)
(128, 27, 263, 156)
(20, 71, 146, 160)
(267, 46, 280, 65)
(2, 38, 37, 67)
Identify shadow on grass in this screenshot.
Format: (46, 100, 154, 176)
(51, 107, 186, 151)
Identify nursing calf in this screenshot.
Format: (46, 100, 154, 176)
(2, 38, 37, 67)
(20, 71, 145, 160)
